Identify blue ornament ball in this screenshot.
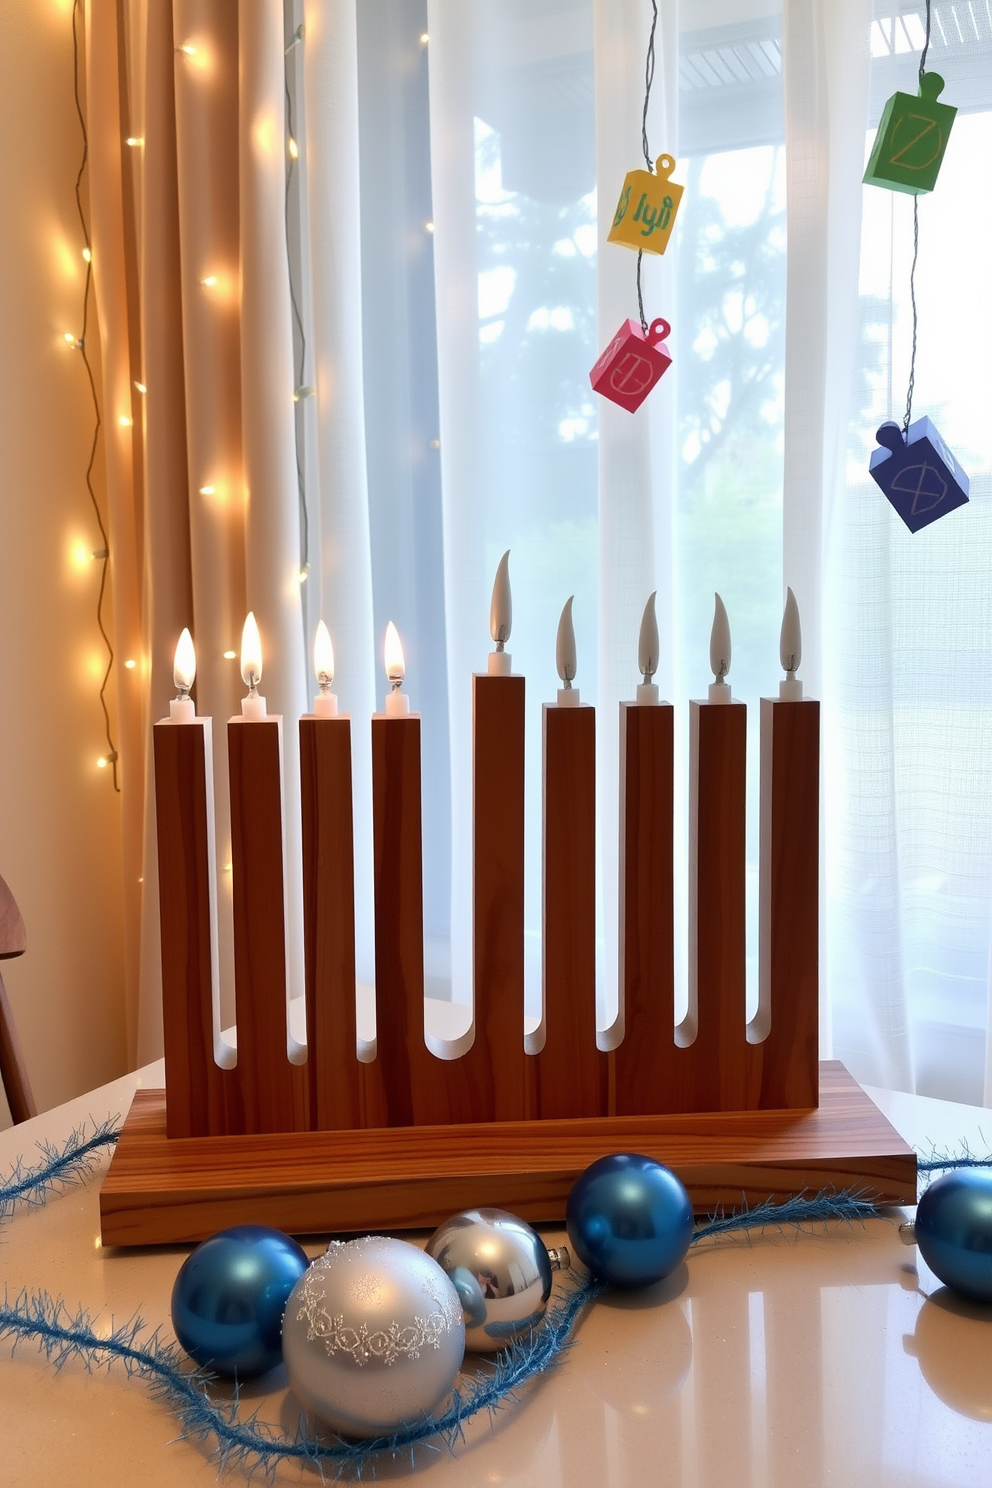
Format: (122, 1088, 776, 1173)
(566, 1153, 693, 1289)
(171, 1224, 309, 1377)
(916, 1171, 992, 1303)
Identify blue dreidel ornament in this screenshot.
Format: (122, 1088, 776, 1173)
(171, 1224, 309, 1377)
(566, 1153, 693, 1288)
(869, 418, 969, 533)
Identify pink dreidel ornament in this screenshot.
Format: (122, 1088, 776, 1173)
(590, 317, 672, 414)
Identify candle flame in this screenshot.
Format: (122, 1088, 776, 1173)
(556, 596, 577, 685)
(173, 628, 196, 692)
(241, 611, 263, 689)
(314, 619, 335, 686)
(709, 593, 731, 681)
(384, 621, 405, 685)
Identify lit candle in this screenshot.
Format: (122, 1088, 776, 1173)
(240, 611, 267, 718)
(383, 621, 410, 716)
(313, 620, 338, 716)
(555, 596, 580, 706)
(779, 587, 803, 699)
(488, 549, 512, 676)
(170, 628, 196, 721)
(708, 593, 732, 703)
(636, 591, 660, 705)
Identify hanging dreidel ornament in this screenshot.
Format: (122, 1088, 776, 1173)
(608, 153, 684, 255)
(863, 72, 956, 195)
(590, 316, 672, 415)
(869, 418, 970, 533)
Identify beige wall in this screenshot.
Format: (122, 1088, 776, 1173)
(0, 0, 127, 1127)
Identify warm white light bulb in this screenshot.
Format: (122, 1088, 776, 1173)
(81, 246, 92, 263)
(710, 593, 731, 681)
(384, 621, 405, 685)
(314, 620, 335, 686)
(288, 137, 299, 160)
(708, 593, 732, 702)
(638, 591, 659, 682)
(780, 587, 802, 675)
(490, 550, 512, 647)
(779, 587, 803, 699)
(241, 611, 262, 689)
(201, 274, 218, 287)
(174, 627, 196, 692)
(556, 596, 577, 684)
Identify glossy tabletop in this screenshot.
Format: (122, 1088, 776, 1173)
(1, 1068, 991, 1486)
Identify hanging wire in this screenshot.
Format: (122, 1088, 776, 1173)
(284, 19, 310, 586)
(71, 0, 119, 791)
(902, 0, 932, 434)
(635, 0, 661, 334)
(641, 0, 659, 171)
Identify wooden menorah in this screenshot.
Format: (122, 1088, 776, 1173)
(99, 676, 916, 1246)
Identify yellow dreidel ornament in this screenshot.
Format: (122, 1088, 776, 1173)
(863, 72, 956, 195)
(608, 153, 684, 256)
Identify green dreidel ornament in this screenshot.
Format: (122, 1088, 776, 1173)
(863, 72, 956, 195)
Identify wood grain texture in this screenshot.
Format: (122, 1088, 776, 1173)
(749, 699, 820, 1110)
(370, 714, 433, 1126)
(538, 704, 607, 1119)
(154, 721, 235, 1137)
(228, 718, 309, 1134)
(467, 674, 528, 1120)
(685, 701, 748, 1111)
(98, 1061, 917, 1245)
(614, 704, 676, 1115)
(300, 717, 361, 1130)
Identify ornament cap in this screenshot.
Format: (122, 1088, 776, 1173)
(876, 421, 905, 454)
(919, 71, 945, 101)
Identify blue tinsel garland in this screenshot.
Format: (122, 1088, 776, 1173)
(0, 1118, 987, 1476)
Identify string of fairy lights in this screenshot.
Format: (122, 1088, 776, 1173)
(65, 10, 317, 787)
(284, 19, 312, 596)
(69, 0, 120, 791)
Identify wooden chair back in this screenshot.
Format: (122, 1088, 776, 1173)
(0, 873, 36, 1123)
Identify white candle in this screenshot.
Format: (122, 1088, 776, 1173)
(240, 611, 267, 718)
(708, 592, 732, 703)
(555, 595, 580, 706)
(383, 620, 410, 716)
(170, 627, 196, 721)
(779, 586, 803, 700)
(488, 549, 512, 676)
(313, 619, 339, 716)
(636, 590, 660, 705)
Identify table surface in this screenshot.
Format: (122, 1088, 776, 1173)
(2, 1065, 991, 1487)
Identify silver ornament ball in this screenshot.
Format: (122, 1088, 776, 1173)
(426, 1208, 568, 1352)
(282, 1236, 465, 1440)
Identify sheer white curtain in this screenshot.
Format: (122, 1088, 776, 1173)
(827, 2, 992, 1104)
(292, 0, 992, 1102)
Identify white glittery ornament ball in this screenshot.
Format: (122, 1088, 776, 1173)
(282, 1236, 466, 1440)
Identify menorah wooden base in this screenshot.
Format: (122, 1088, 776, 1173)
(99, 1062, 915, 1246)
